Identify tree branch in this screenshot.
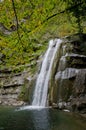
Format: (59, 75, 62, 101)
(26, 1, 84, 34)
(11, 1, 84, 37)
(44, 1, 83, 22)
(11, 0, 21, 42)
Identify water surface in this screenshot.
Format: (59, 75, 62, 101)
(0, 106, 86, 130)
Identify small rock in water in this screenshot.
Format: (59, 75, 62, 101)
(0, 100, 2, 104)
(52, 103, 58, 108)
(63, 109, 70, 112)
(58, 102, 66, 109)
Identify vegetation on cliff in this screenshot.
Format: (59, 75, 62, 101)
(0, 0, 86, 72)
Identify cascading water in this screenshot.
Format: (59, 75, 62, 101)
(32, 39, 62, 107)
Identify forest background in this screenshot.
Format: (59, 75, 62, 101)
(0, 0, 86, 73)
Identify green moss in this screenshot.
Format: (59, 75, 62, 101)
(18, 85, 29, 101)
(66, 56, 71, 61)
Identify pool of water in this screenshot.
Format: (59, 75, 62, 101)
(0, 106, 86, 130)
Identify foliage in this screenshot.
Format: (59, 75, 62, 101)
(0, 0, 86, 72)
(62, 0, 86, 33)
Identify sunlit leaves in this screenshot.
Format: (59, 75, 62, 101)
(0, 0, 86, 70)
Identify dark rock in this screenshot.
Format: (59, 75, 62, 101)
(73, 70, 86, 95)
(71, 96, 86, 113)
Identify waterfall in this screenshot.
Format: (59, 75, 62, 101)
(32, 39, 62, 107)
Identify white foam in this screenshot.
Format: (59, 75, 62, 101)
(16, 105, 46, 111)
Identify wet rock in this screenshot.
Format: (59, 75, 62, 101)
(52, 103, 58, 109)
(0, 100, 2, 104)
(18, 74, 37, 103)
(73, 70, 86, 95)
(58, 102, 67, 109)
(49, 34, 86, 114)
(71, 96, 86, 113)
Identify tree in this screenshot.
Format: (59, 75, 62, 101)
(63, 0, 86, 33)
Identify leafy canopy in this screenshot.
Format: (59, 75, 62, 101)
(0, 0, 86, 71)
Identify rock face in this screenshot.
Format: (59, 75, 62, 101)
(49, 34, 86, 114)
(0, 68, 36, 106)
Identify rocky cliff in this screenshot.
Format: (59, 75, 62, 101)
(0, 66, 36, 106)
(49, 34, 86, 114)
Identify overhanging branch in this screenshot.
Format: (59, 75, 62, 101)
(27, 1, 84, 34)
(11, 0, 21, 42)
